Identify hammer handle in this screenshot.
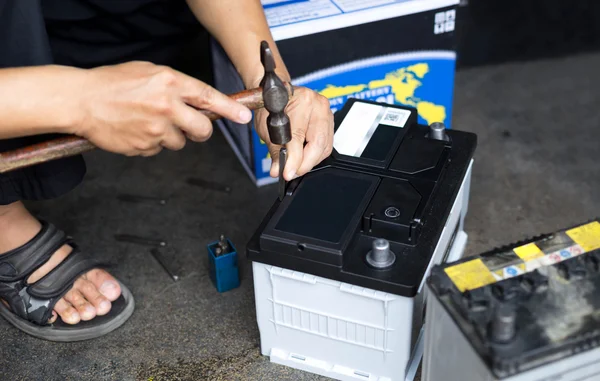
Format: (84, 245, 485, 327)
(0, 83, 293, 174)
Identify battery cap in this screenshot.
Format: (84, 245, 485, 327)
(429, 122, 449, 141)
(366, 238, 396, 269)
(489, 303, 517, 343)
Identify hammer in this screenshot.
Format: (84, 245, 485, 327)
(260, 41, 292, 201)
(0, 41, 294, 194)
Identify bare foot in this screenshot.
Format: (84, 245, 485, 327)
(0, 201, 121, 324)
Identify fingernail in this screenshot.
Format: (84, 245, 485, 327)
(286, 170, 296, 180)
(239, 109, 252, 123)
(100, 301, 111, 311)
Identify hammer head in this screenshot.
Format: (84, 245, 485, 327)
(260, 41, 292, 146)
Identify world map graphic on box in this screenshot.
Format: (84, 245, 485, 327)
(296, 51, 457, 126)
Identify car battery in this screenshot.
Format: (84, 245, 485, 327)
(423, 220, 600, 381)
(246, 99, 477, 381)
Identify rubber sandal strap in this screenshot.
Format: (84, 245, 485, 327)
(0, 222, 106, 326)
(11, 284, 58, 325)
(0, 222, 135, 340)
(22, 248, 105, 325)
(0, 221, 68, 282)
(28, 248, 104, 299)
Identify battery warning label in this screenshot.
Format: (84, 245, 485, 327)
(444, 259, 496, 292)
(513, 243, 545, 261)
(567, 221, 600, 252)
(444, 221, 600, 292)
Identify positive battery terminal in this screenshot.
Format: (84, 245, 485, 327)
(366, 238, 396, 269)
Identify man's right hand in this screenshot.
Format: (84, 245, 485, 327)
(72, 61, 252, 156)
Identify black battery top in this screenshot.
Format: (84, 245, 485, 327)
(247, 99, 477, 297)
(428, 219, 600, 379)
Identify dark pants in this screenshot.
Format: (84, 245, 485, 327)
(0, 0, 205, 205)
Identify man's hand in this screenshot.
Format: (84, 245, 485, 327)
(184, 0, 334, 180)
(72, 61, 252, 157)
(254, 86, 334, 180)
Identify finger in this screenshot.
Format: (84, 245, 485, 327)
(140, 146, 163, 157)
(77, 278, 112, 316)
(64, 288, 96, 321)
(176, 72, 252, 125)
(297, 133, 329, 177)
(160, 126, 187, 151)
(297, 105, 334, 176)
(160, 128, 186, 151)
(269, 145, 280, 178)
(283, 108, 311, 181)
(171, 102, 213, 143)
(53, 298, 81, 325)
(283, 130, 307, 181)
(252, 110, 281, 178)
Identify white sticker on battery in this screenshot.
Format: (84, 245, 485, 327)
(334, 102, 410, 157)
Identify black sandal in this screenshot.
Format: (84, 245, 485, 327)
(0, 221, 134, 341)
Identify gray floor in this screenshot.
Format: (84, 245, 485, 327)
(1, 51, 599, 381)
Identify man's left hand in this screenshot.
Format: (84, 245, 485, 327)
(254, 86, 334, 181)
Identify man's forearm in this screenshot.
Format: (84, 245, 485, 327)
(0, 65, 84, 139)
(186, 0, 290, 88)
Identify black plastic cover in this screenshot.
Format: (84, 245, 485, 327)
(247, 99, 477, 297)
(428, 219, 600, 379)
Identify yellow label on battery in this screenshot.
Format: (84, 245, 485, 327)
(566, 221, 600, 252)
(513, 243, 544, 261)
(444, 259, 497, 292)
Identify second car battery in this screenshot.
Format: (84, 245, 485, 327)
(423, 220, 600, 381)
(246, 99, 478, 381)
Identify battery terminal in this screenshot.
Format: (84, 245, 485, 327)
(214, 234, 232, 257)
(366, 238, 396, 269)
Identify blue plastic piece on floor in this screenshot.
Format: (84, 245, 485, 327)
(207, 238, 240, 293)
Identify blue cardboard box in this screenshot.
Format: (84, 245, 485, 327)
(211, 0, 460, 186)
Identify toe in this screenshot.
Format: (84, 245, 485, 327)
(85, 269, 121, 302)
(53, 299, 81, 325)
(64, 288, 96, 321)
(78, 278, 112, 316)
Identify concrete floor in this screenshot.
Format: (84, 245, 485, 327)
(1, 51, 599, 380)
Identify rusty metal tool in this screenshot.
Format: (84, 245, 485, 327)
(278, 147, 287, 201)
(0, 80, 293, 174)
(259, 41, 292, 201)
(150, 248, 179, 282)
(114, 234, 167, 247)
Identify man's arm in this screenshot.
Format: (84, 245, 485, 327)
(0, 62, 252, 155)
(0, 65, 84, 139)
(185, 0, 288, 88)
(186, 0, 334, 180)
